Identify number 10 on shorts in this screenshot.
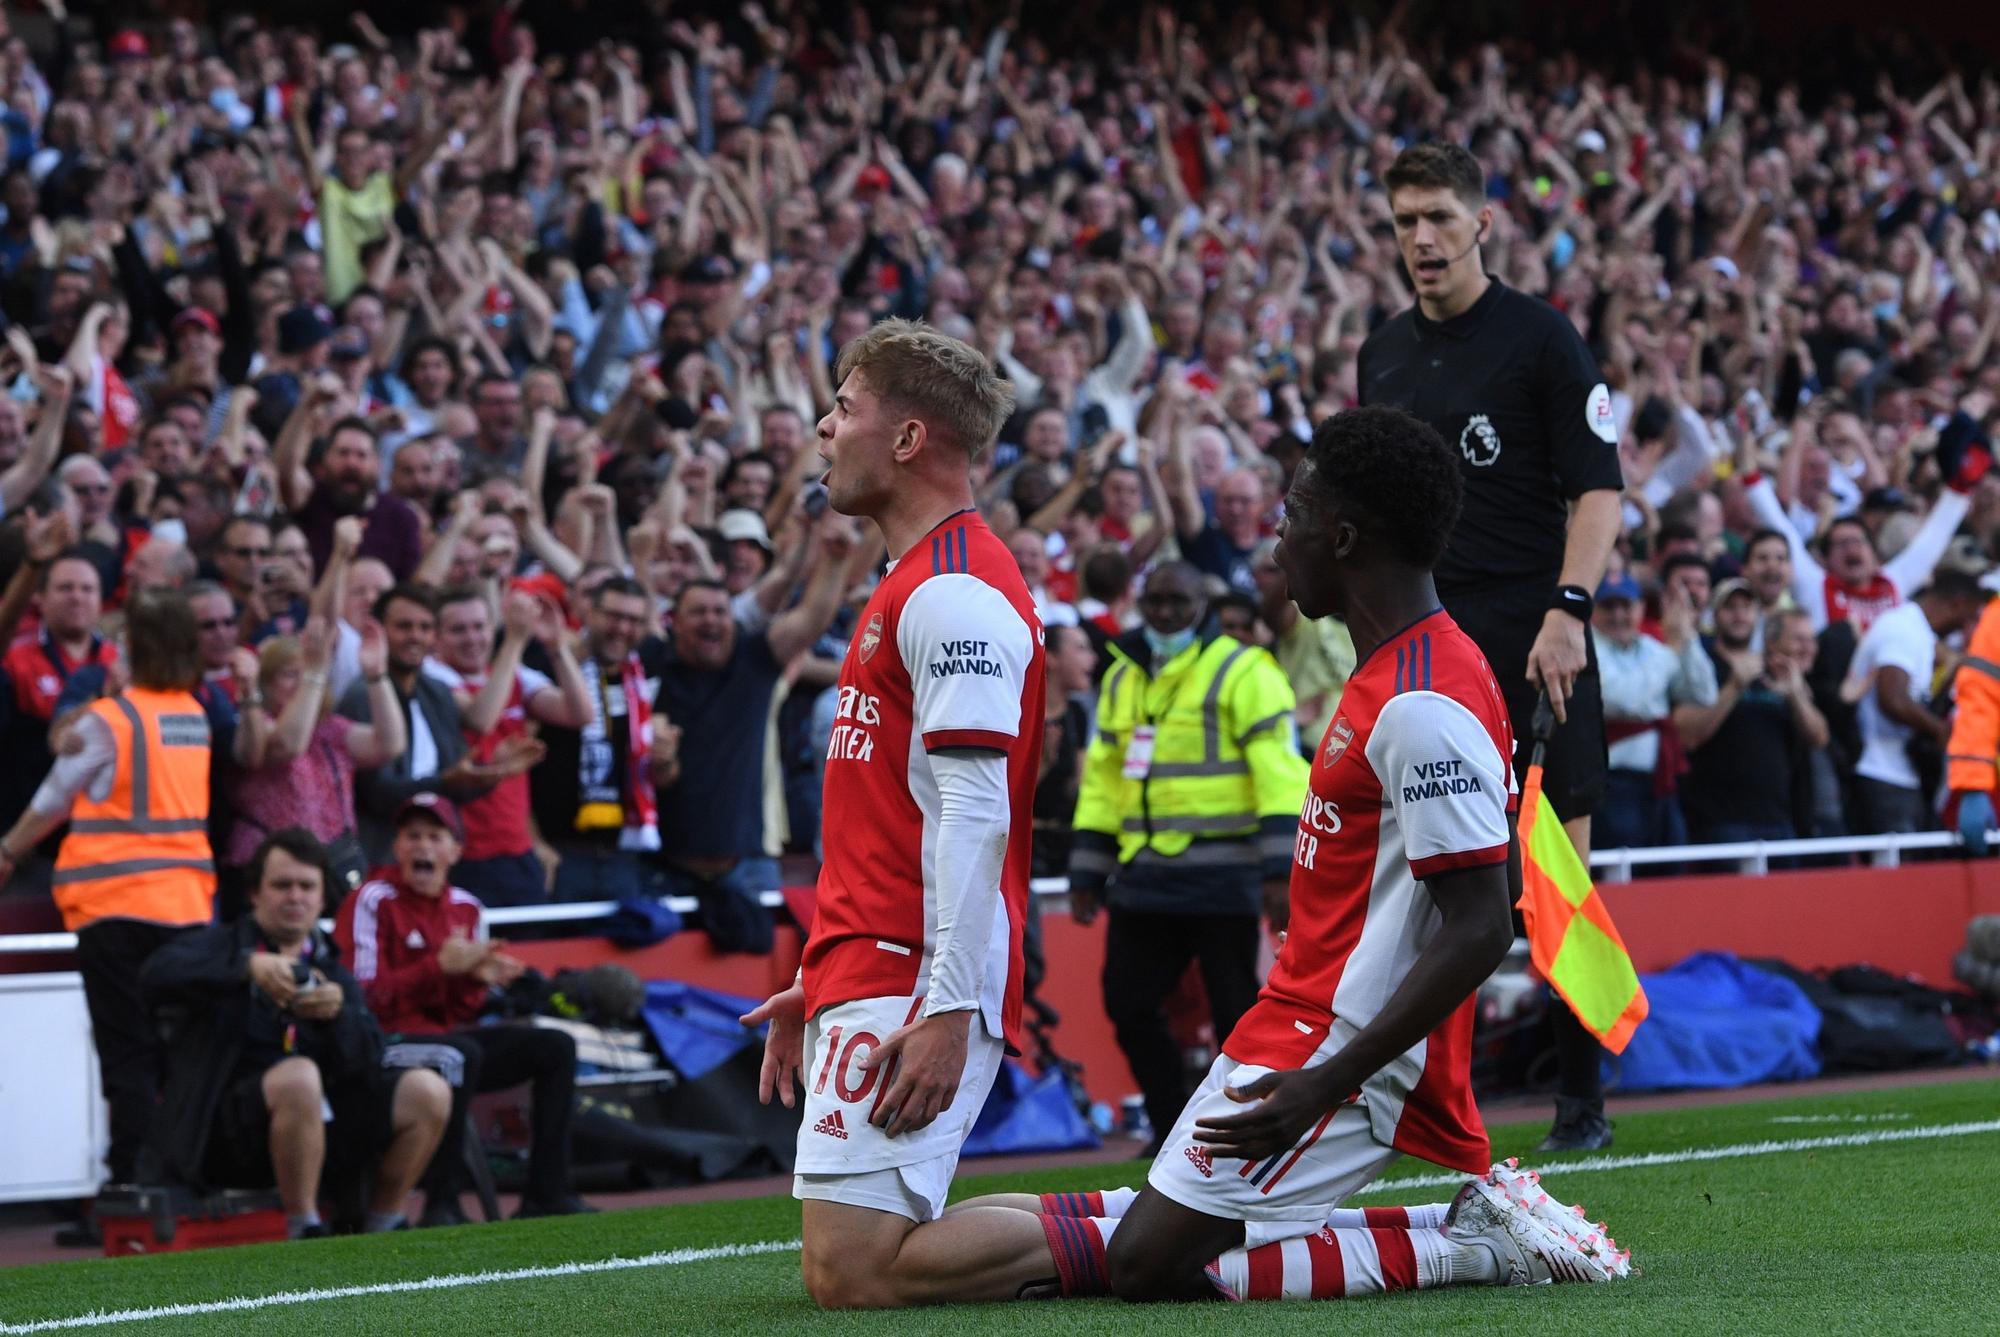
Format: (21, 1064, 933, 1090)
(813, 1024, 886, 1104)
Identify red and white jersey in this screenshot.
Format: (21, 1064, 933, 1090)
(332, 873, 491, 1036)
(802, 510, 1046, 1050)
(1226, 609, 1514, 1175)
(1749, 475, 1969, 635)
(1821, 572, 1901, 636)
(422, 659, 552, 860)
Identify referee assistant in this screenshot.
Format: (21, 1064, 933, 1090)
(1358, 143, 1623, 1151)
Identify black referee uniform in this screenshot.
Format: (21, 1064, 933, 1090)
(1359, 277, 1623, 1141)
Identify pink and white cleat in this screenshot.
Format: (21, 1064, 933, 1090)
(1443, 1159, 1635, 1284)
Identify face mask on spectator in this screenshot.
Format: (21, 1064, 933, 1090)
(1143, 626, 1198, 662)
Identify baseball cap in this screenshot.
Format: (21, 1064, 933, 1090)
(1712, 577, 1757, 606)
(277, 304, 334, 355)
(509, 572, 580, 630)
(329, 324, 372, 360)
(717, 508, 773, 550)
(1941, 534, 1992, 579)
(678, 254, 736, 285)
(394, 792, 463, 840)
(1574, 128, 1608, 154)
(171, 307, 221, 338)
(1596, 572, 1643, 604)
(108, 30, 150, 60)
(1862, 486, 1911, 513)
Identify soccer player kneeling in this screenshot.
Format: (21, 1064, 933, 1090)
(742, 321, 1063, 1308)
(960, 406, 1632, 1303)
(749, 388, 1631, 1307)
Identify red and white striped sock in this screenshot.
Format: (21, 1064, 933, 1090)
(1324, 1202, 1451, 1231)
(1035, 1191, 1444, 1231)
(1037, 1186, 1139, 1219)
(1208, 1225, 1496, 1301)
(1037, 1215, 1121, 1297)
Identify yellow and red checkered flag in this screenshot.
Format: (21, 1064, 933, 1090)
(1517, 695, 1648, 1054)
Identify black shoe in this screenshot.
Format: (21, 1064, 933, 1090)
(297, 1223, 331, 1240)
(512, 1194, 598, 1220)
(53, 1219, 101, 1248)
(1537, 1095, 1613, 1152)
(419, 1198, 472, 1229)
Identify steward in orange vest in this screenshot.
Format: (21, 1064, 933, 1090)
(1947, 595, 2000, 853)
(51, 686, 216, 930)
(0, 587, 215, 1185)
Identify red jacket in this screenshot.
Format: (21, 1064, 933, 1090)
(4, 629, 119, 723)
(333, 873, 490, 1035)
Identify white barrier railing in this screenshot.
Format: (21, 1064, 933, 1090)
(0, 826, 1981, 956)
(1586, 828, 1966, 881)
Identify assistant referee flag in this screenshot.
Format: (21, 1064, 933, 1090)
(1517, 704, 1647, 1054)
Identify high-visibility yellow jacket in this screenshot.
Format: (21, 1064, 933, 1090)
(1069, 631, 1307, 914)
(1947, 598, 2000, 795)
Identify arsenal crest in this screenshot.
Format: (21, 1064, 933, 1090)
(1321, 716, 1354, 767)
(858, 612, 884, 663)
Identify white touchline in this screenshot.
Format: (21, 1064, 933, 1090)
(1346, 1117, 2000, 1197)
(0, 1240, 800, 1335)
(7, 1118, 2000, 1331)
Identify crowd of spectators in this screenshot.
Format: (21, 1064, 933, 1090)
(0, 0, 1995, 1242)
(0, 4, 1998, 937)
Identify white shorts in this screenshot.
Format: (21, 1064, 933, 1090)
(791, 994, 1005, 1223)
(1147, 1054, 1400, 1249)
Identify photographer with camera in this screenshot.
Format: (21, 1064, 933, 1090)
(143, 829, 451, 1237)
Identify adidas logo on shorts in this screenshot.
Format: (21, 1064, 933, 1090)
(1184, 1145, 1214, 1178)
(813, 1110, 849, 1140)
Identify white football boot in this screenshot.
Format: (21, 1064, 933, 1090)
(1443, 1158, 1634, 1284)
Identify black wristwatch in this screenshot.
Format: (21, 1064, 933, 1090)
(1550, 585, 1594, 622)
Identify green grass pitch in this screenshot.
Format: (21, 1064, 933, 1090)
(3, 1076, 1997, 1335)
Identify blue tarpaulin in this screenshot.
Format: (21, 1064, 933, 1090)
(641, 981, 764, 1081)
(1607, 952, 1822, 1092)
(607, 896, 683, 947)
(641, 980, 1098, 1154)
(963, 1060, 1101, 1157)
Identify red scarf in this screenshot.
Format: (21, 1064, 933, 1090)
(619, 653, 660, 852)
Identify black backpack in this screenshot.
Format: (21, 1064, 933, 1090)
(1753, 959, 1969, 1072)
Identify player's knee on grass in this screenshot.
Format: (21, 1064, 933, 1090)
(262, 1057, 323, 1113)
(801, 1243, 898, 1310)
(1105, 1193, 1242, 1302)
(1105, 1228, 1208, 1302)
(799, 1203, 920, 1309)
